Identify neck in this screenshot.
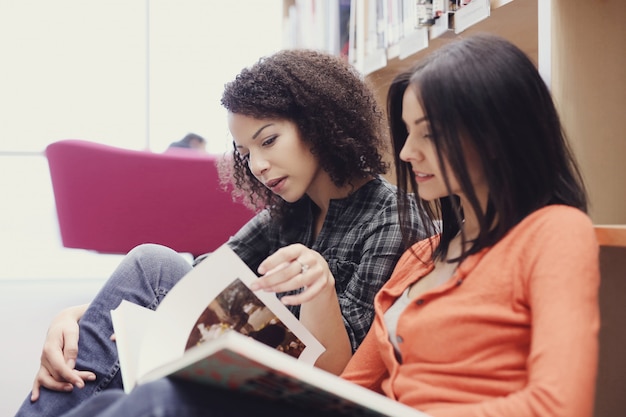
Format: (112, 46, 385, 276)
(457, 193, 486, 242)
(308, 174, 373, 239)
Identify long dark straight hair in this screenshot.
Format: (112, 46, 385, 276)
(389, 34, 588, 263)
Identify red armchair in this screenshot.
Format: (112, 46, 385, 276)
(45, 139, 255, 258)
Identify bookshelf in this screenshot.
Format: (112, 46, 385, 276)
(282, 0, 497, 76)
(283, 0, 625, 226)
(283, 0, 537, 184)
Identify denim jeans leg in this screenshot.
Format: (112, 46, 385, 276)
(60, 378, 326, 417)
(14, 244, 193, 417)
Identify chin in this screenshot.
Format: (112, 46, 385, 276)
(282, 191, 307, 203)
(417, 191, 445, 202)
(277, 193, 298, 203)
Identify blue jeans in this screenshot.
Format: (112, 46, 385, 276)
(15, 244, 193, 417)
(59, 377, 329, 417)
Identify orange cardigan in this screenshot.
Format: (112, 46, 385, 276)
(341, 205, 600, 417)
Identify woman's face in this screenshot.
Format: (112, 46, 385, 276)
(399, 87, 487, 206)
(228, 112, 321, 203)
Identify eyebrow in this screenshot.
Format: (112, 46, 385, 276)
(401, 115, 428, 127)
(234, 123, 274, 151)
(411, 116, 427, 125)
(252, 123, 273, 139)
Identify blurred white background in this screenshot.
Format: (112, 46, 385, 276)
(0, 1, 283, 415)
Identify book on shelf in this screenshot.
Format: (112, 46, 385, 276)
(111, 244, 430, 417)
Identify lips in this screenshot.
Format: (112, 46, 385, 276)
(414, 171, 434, 183)
(265, 177, 286, 190)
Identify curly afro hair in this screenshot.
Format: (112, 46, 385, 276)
(219, 49, 388, 215)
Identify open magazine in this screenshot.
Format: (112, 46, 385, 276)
(111, 244, 429, 417)
(111, 244, 325, 391)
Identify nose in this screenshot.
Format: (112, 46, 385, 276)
(399, 134, 423, 163)
(248, 151, 269, 177)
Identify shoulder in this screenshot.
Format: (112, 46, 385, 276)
(381, 238, 436, 290)
(503, 205, 597, 255)
(231, 209, 272, 236)
(516, 205, 594, 236)
(352, 177, 432, 238)
(343, 176, 398, 218)
(356, 176, 397, 202)
(394, 237, 436, 270)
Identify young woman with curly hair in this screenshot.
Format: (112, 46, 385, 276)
(15, 49, 428, 417)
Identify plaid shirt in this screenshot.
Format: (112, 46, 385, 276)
(226, 176, 428, 351)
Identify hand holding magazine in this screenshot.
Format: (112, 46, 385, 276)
(111, 244, 430, 417)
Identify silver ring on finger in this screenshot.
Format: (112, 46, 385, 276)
(297, 260, 309, 275)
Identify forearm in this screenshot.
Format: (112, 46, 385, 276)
(299, 287, 352, 375)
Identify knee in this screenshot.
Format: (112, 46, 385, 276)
(119, 244, 192, 289)
(127, 243, 180, 262)
(128, 244, 190, 271)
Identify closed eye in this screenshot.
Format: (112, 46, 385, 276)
(261, 135, 277, 147)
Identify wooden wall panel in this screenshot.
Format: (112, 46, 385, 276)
(551, 1, 626, 224)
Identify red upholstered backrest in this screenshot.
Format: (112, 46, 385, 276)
(46, 139, 255, 257)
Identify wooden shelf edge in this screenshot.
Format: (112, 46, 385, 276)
(594, 225, 626, 247)
(491, 0, 515, 8)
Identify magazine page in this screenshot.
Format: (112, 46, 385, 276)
(144, 331, 431, 417)
(133, 244, 325, 384)
(110, 300, 156, 391)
